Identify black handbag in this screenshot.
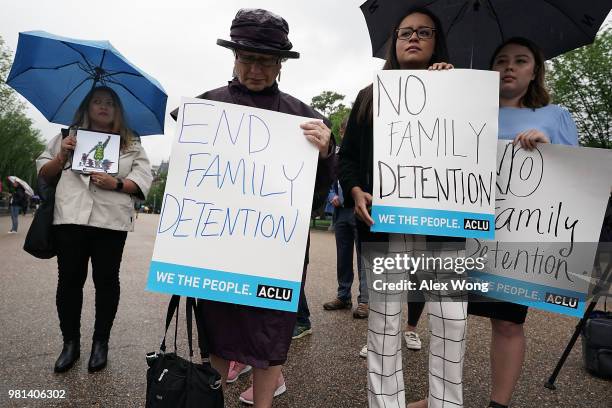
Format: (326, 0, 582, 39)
(581, 307, 612, 379)
(145, 296, 223, 407)
(23, 174, 58, 259)
(23, 129, 71, 259)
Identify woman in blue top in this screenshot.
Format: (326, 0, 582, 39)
(468, 37, 579, 408)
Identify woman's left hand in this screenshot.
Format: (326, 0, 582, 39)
(90, 172, 119, 190)
(428, 62, 454, 70)
(301, 120, 331, 158)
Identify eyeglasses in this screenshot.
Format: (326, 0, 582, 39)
(234, 52, 282, 67)
(396, 26, 436, 41)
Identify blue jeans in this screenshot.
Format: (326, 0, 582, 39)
(10, 205, 21, 232)
(334, 207, 368, 304)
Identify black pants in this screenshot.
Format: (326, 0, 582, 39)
(54, 224, 127, 342)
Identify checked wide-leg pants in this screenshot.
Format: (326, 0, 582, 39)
(365, 235, 468, 408)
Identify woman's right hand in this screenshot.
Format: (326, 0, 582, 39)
(352, 186, 374, 226)
(513, 129, 550, 151)
(428, 62, 454, 70)
(59, 135, 76, 162)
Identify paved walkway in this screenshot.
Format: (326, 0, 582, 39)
(0, 214, 609, 407)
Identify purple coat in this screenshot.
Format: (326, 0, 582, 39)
(187, 78, 335, 368)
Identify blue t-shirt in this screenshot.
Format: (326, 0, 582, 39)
(498, 104, 579, 146)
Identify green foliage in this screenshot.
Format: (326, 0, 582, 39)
(144, 172, 166, 213)
(0, 36, 45, 193)
(547, 28, 611, 148)
(310, 91, 352, 143)
(329, 105, 351, 141)
(310, 91, 345, 117)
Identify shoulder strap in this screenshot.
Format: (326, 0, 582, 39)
(160, 295, 180, 353)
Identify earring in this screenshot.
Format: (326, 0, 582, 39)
(277, 70, 281, 83)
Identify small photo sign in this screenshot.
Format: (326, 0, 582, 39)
(72, 129, 120, 174)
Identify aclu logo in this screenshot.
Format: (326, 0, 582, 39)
(464, 218, 490, 231)
(256, 285, 293, 302)
(545, 292, 579, 309)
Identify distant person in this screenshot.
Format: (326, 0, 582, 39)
(37, 86, 152, 374)
(323, 116, 369, 319)
(8, 181, 26, 233)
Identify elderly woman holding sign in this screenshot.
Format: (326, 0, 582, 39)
(340, 7, 468, 408)
(174, 8, 334, 407)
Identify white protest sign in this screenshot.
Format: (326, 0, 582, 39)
(468, 141, 612, 317)
(146, 97, 319, 312)
(371, 69, 499, 238)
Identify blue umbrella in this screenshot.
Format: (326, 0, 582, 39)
(7, 31, 167, 136)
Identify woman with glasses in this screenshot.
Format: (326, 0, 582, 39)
(172, 8, 334, 407)
(340, 7, 468, 408)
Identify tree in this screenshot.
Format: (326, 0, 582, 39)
(310, 91, 352, 142)
(311, 91, 346, 117)
(547, 28, 611, 148)
(0, 37, 22, 117)
(0, 36, 45, 194)
(145, 172, 166, 213)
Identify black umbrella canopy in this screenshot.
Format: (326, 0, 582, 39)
(361, 0, 612, 69)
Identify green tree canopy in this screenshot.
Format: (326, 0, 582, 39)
(547, 28, 611, 148)
(0, 35, 45, 194)
(310, 91, 352, 142)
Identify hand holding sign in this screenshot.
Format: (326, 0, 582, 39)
(301, 119, 331, 158)
(512, 129, 550, 151)
(60, 133, 76, 161)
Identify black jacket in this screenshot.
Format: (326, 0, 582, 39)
(11, 186, 27, 208)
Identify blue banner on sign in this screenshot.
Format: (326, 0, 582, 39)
(468, 270, 586, 317)
(147, 261, 301, 312)
(370, 205, 494, 239)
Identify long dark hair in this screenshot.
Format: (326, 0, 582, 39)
(357, 6, 449, 124)
(490, 37, 550, 109)
(72, 86, 134, 150)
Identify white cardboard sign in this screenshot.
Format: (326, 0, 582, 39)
(371, 69, 499, 239)
(147, 97, 319, 311)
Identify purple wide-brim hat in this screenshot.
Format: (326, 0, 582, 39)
(217, 8, 300, 59)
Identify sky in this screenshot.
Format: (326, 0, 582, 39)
(1, 0, 381, 165)
(2, 1, 610, 166)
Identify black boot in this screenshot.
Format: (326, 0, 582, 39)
(54, 340, 80, 373)
(88, 340, 109, 372)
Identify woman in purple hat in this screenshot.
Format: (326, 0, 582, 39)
(176, 8, 335, 407)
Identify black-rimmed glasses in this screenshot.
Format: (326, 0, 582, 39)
(396, 27, 436, 41)
(234, 52, 282, 67)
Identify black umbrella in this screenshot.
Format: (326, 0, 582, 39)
(360, 0, 612, 68)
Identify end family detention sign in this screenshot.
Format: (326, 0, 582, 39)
(146, 97, 319, 312)
(371, 69, 499, 239)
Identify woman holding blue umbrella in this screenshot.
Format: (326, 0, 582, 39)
(36, 85, 153, 373)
